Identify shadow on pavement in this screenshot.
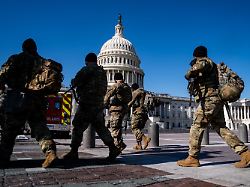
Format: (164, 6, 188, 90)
(5, 158, 121, 169)
(118, 144, 235, 167)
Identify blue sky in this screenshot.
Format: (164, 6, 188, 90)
(0, 0, 249, 98)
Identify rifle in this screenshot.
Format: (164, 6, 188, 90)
(187, 78, 195, 106)
(64, 85, 79, 104)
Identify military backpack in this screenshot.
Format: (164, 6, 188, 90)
(26, 59, 63, 95)
(217, 62, 244, 102)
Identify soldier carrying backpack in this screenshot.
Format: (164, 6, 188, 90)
(0, 38, 59, 168)
(104, 72, 132, 153)
(177, 45, 250, 168)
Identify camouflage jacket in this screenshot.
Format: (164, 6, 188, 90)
(0, 52, 43, 91)
(128, 88, 147, 114)
(72, 64, 107, 106)
(185, 57, 219, 102)
(104, 82, 131, 112)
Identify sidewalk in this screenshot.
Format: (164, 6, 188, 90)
(1, 132, 250, 187)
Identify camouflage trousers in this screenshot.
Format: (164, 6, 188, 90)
(0, 94, 55, 161)
(109, 111, 125, 147)
(71, 105, 114, 150)
(131, 112, 148, 142)
(189, 96, 248, 157)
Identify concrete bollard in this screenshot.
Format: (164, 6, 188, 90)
(202, 127, 209, 145)
(238, 123, 248, 143)
(82, 124, 95, 148)
(149, 122, 159, 147)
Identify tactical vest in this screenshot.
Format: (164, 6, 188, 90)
(1, 52, 41, 91)
(193, 57, 219, 100)
(76, 66, 107, 105)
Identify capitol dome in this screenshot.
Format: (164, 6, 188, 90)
(98, 15, 144, 88)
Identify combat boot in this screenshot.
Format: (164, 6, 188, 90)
(133, 142, 142, 150)
(119, 142, 127, 152)
(107, 145, 121, 161)
(62, 150, 79, 160)
(177, 155, 200, 167)
(234, 150, 250, 168)
(142, 135, 151, 150)
(42, 151, 57, 168)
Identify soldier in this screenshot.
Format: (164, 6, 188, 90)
(62, 53, 120, 161)
(177, 46, 250, 168)
(0, 38, 57, 168)
(104, 73, 132, 152)
(128, 83, 151, 150)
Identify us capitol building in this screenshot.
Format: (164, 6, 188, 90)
(97, 15, 250, 131)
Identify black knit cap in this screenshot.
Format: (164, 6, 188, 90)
(131, 83, 139, 90)
(85, 53, 97, 62)
(22, 38, 37, 52)
(114, 73, 123, 80)
(193, 46, 207, 57)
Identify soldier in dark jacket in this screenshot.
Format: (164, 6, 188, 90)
(177, 46, 250, 168)
(104, 73, 132, 152)
(62, 53, 120, 161)
(0, 38, 57, 168)
(128, 83, 150, 150)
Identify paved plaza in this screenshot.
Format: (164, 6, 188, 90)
(1, 131, 250, 187)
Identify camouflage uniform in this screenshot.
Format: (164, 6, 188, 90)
(104, 82, 131, 150)
(0, 51, 56, 165)
(185, 57, 248, 157)
(128, 88, 148, 142)
(69, 64, 115, 151)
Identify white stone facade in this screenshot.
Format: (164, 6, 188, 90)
(97, 15, 197, 129)
(97, 15, 144, 88)
(224, 99, 250, 131)
(151, 94, 196, 129)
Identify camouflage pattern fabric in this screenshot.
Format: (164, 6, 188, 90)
(71, 105, 114, 149)
(70, 64, 114, 149)
(186, 57, 248, 157)
(0, 52, 43, 91)
(189, 95, 248, 157)
(0, 94, 55, 161)
(104, 82, 132, 148)
(0, 52, 56, 162)
(26, 59, 63, 95)
(186, 57, 218, 102)
(109, 111, 125, 147)
(104, 82, 132, 112)
(131, 112, 148, 142)
(128, 88, 148, 142)
(72, 65, 107, 105)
